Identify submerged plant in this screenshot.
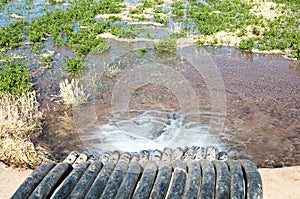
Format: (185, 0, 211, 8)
(154, 38, 177, 54)
(110, 24, 140, 39)
(106, 65, 121, 78)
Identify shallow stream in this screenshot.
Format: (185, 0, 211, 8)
(1, 0, 299, 167)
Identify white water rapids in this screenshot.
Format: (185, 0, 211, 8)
(76, 109, 225, 153)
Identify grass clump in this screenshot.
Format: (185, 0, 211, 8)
(154, 38, 176, 54)
(0, 91, 46, 168)
(59, 79, 90, 106)
(154, 14, 167, 25)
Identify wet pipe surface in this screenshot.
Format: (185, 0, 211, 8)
(12, 146, 263, 199)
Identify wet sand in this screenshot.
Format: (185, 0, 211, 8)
(1, 161, 299, 199)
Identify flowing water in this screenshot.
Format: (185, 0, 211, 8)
(66, 41, 300, 167)
(1, 1, 299, 167)
(0, 0, 69, 26)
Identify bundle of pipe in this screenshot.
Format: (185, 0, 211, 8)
(12, 146, 263, 199)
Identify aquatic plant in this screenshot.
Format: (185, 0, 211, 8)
(154, 38, 176, 54)
(106, 65, 121, 78)
(59, 79, 90, 106)
(130, 9, 143, 15)
(0, 91, 46, 168)
(0, 61, 31, 96)
(171, 1, 185, 17)
(239, 38, 255, 51)
(9, 0, 118, 55)
(110, 24, 140, 39)
(186, 0, 300, 58)
(154, 14, 167, 25)
(135, 48, 148, 54)
(0, 20, 27, 48)
(48, 0, 65, 5)
(62, 56, 85, 72)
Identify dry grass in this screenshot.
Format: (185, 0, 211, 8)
(59, 79, 90, 106)
(0, 91, 46, 168)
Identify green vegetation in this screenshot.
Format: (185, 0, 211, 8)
(0, 0, 300, 168)
(62, 56, 85, 72)
(41, 55, 53, 63)
(135, 48, 148, 54)
(171, 1, 185, 17)
(154, 14, 167, 25)
(0, 21, 28, 48)
(130, 9, 143, 15)
(186, 0, 299, 58)
(239, 38, 255, 51)
(154, 37, 176, 54)
(110, 24, 140, 39)
(1, 0, 298, 58)
(0, 61, 31, 96)
(0, 59, 44, 168)
(0, 0, 121, 55)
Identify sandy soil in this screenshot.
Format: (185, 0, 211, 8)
(1, 162, 32, 199)
(1, 161, 299, 199)
(259, 166, 300, 199)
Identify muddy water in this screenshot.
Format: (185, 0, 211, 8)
(1, 1, 298, 167)
(62, 42, 300, 167)
(212, 48, 300, 167)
